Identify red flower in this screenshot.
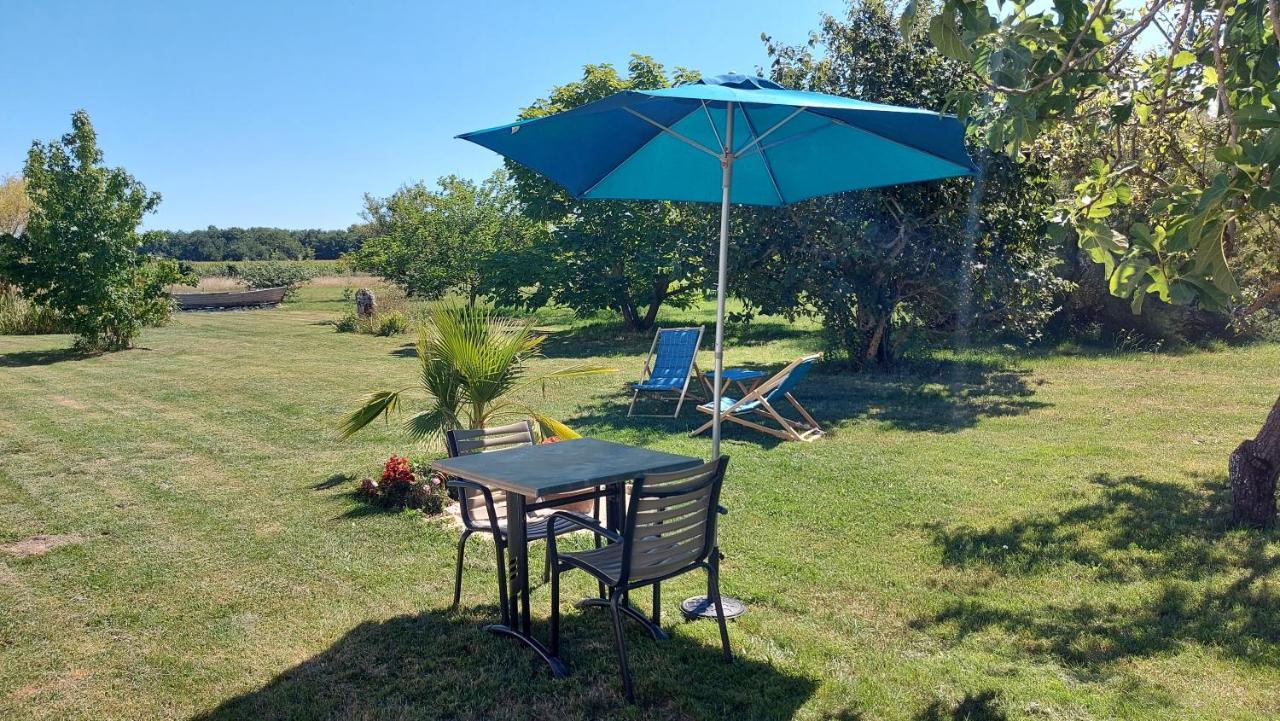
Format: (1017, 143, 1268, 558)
(541, 435, 562, 444)
(381, 455, 415, 486)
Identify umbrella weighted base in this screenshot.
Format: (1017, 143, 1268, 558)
(680, 594, 746, 620)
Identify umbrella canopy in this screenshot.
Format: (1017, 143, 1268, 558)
(459, 74, 974, 206)
(459, 73, 975, 458)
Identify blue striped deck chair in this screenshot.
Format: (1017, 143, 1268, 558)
(692, 354, 824, 441)
(627, 326, 705, 418)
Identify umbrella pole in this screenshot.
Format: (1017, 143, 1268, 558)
(711, 102, 733, 461)
(684, 102, 746, 622)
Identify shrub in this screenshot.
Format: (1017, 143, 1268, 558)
(233, 261, 318, 299)
(374, 311, 408, 336)
(331, 303, 412, 337)
(333, 312, 360, 333)
(0, 287, 66, 335)
(355, 455, 447, 514)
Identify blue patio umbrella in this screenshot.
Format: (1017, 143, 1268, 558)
(459, 74, 975, 618)
(459, 74, 975, 460)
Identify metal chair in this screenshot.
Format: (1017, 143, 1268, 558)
(444, 421, 599, 622)
(545, 457, 732, 703)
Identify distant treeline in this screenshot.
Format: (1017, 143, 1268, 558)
(143, 226, 363, 261)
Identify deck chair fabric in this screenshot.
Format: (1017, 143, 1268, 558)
(628, 326, 704, 418)
(692, 353, 824, 442)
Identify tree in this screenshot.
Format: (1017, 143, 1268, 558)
(353, 170, 531, 305)
(0, 175, 29, 237)
(0, 111, 188, 352)
(491, 56, 718, 332)
(908, 0, 1280, 523)
(142, 226, 361, 261)
(734, 1, 1066, 367)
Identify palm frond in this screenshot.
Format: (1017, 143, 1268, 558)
(337, 389, 408, 440)
(531, 413, 583, 440)
(403, 407, 451, 441)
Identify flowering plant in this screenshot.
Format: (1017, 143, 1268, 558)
(382, 455, 415, 487)
(356, 454, 447, 514)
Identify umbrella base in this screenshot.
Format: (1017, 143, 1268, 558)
(680, 594, 746, 620)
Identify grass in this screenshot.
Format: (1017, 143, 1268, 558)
(1, 288, 1278, 720)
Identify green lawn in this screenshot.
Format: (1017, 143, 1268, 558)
(1, 296, 1278, 720)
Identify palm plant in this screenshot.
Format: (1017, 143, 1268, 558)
(338, 304, 613, 442)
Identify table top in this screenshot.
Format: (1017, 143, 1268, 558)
(430, 438, 702, 498)
(705, 368, 767, 381)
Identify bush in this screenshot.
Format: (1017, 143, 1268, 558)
(355, 455, 447, 514)
(232, 261, 318, 299)
(334, 312, 360, 333)
(332, 310, 411, 336)
(375, 311, 408, 336)
(0, 287, 67, 335)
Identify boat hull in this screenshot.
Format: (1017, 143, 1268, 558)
(173, 287, 287, 310)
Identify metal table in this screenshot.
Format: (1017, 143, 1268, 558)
(702, 367, 766, 398)
(431, 438, 701, 676)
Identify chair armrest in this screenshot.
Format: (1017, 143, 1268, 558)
(546, 511, 623, 544)
(545, 510, 623, 570)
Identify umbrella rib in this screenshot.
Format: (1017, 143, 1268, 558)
(700, 101, 724, 153)
(731, 106, 806, 160)
(740, 122, 836, 157)
(737, 107, 786, 205)
(622, 107, 721, 158)
(580, 105, 712, 198)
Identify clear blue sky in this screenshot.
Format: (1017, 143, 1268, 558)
(2, 0, 840, 231)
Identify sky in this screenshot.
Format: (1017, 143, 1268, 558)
(1, 0, 841, 230)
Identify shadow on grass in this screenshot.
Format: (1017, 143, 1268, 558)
(565, 355, 1047, 445)
(191, 607, 818, 721)
(918, 473, 1280, 672)
(0, 347, 88, 367)
(915, 690, 1008, 721)
(313, 473, 355, 491)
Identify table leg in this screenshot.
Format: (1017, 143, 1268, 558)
(483, 492, 566, 677)
(605, 480, 625, 534)
(509, 494, 529, 633)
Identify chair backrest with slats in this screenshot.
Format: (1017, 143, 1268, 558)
(760, 354, 820, 404)
(445, 421, 535, 529)
(620, 456, 728, 586)
(645, 327, 703, 388)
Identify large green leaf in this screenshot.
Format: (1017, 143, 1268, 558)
(1110, 256, 1151, 297)
(930, 13, 972, 62)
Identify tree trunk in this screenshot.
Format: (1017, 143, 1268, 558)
(638, 279, 669, 332)
(1230, 392, 1280, 528)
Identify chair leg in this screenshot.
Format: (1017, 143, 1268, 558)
(542, 540, 552, 583)
(627, 390, 640, 417)
(494, 535, 510, 626)
(708, 552, 732, 663)
(690, 416, 714, 436)
(451, 529, 473, 610)
(549, 565, 561, 656)
(651, 582, 661, 626)
(609, 591, 635, 703)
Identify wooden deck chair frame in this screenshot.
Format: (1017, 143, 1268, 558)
(627, 326, 705, 418)
(691, 353, 824, 442)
